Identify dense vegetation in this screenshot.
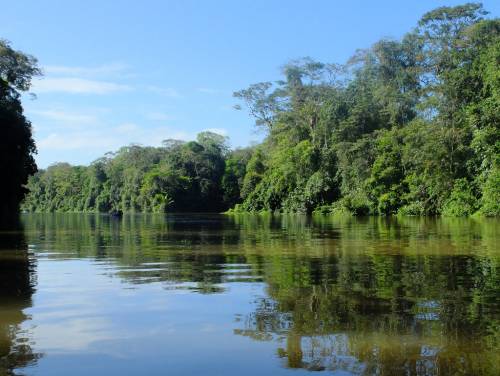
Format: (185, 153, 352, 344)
(22, 132, 251, 213)
(22, 3, 499, 216)
(0, 40, 39, 220)
(230, 3, 499, 216)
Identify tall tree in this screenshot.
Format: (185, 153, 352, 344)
(0, 40, 40, 220)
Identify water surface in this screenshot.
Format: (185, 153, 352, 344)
(1, 214, 499, 375)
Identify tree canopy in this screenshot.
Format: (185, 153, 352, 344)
(0, 40, 40, 220)
(229, 3, 499, 217)
(21, 3, 500, 217)
(22, 132, 253, 214)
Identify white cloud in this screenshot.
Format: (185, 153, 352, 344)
(37, 124, 192, 153)
(32, 77, 131, 94)
(43, 63, 130, 78)
(146, 85, 182, 98)
(37, 133, 113, 150)
(31, 110, 98, 124)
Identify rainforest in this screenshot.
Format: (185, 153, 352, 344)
(1, 3, 500, 376)
(16, 4, 500, 217)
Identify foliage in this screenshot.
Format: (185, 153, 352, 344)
(0, 40, 40, 220)
(442, 178, 479, 216)
(230, 3, 499, 217)
(479, 166, 500, 216)
(22, 132, 238, 213)
(20, 3, 500, 217)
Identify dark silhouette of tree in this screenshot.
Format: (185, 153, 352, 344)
(0, 39, 40, 221)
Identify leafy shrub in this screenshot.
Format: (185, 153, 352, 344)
(442, 179, 479, 217)
(479, 167, 500, 216)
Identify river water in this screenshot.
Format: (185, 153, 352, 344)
(0, 214, 498, 375)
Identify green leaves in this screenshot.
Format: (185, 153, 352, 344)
(442, 178, 479, 216)
(479, 167, 500, 216)
(229, 3, 499, 217)
(22, 132, 232, 214)
(0, 40, 39, 219)
(0, 39, 41, 93)
(19, 4, 500, 218)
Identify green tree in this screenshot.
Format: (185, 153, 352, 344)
(0, 40, 40, 220)
(20, 3, 500, 218)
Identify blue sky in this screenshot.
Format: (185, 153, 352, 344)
(2, 0, 499, 168)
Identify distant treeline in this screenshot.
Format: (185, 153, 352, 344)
(23, 3, 499, 216)
(22, 132, 249, 213)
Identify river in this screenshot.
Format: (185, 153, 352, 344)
(0, 214, 498, 375)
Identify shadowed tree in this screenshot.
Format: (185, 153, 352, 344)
(0, 40, 40, 222)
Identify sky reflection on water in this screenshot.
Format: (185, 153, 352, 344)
(0, 214, 498, 375)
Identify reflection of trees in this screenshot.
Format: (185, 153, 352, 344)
(231, 216, 500, 375)
(19, 213, 500, 374)
(21, 214, 260, 293)
(0, 221, 41, 375)
(238, 276, 499, 374)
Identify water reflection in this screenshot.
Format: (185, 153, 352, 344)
(231, 216, 500, 375)
(0, 220, 40, 375)
(9, 214, 500, 375)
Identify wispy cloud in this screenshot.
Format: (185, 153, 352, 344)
(33, 62, 133, 95)
(146, 85, 182, 98)
(37, 132, 114, 151)
(32, 78, 132, 94)
(31, 109, 98, 125)
(37, 123, 192, 152)
(43, 63, 130, 78)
